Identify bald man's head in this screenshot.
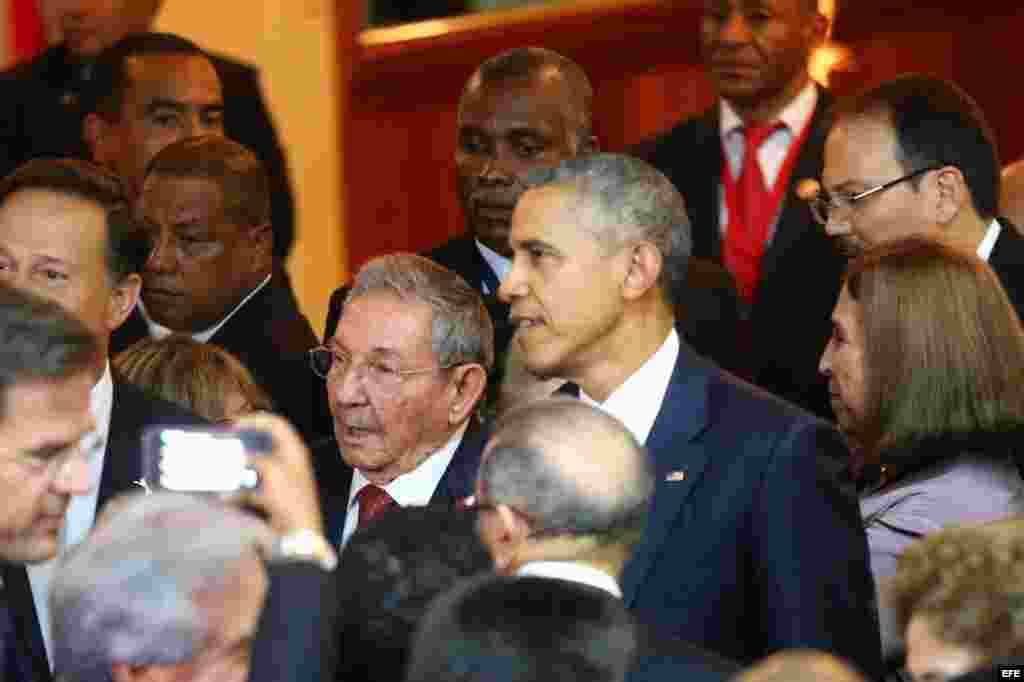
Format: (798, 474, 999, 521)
(736, 651, 867, 682)
(476, 398, 653, 545)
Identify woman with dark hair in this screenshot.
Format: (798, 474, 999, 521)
(818, 236, 1024, 655)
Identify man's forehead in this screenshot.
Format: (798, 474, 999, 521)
(334, 290, 434, 350)
(824, 115, 900, 181)
(123, 53, 223, 101)
(142, 175, 224, 219)
(460, 74, 575, 128)
(0, 188, 108, 252)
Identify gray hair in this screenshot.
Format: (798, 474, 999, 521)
(346, 253, 495, 372)
(50, 493, 272, 679)
(460, 47, 594, 149)
(477, 398, 654, 546)
(523, 153, 692, 305)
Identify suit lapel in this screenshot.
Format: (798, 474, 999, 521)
(1, 565, 52, 682)
(621, 347, 714, 607)
(755, 88, 833, 291)
(432, 418, 489, 504)
(689, 107, 726, 262)
(96, 381, 145, 510)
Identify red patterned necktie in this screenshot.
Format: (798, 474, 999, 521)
(356, 484, 396, 529)
(725, 121, 783, 304)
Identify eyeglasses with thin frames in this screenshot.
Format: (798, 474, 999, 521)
(807, 165, 942, 226)
(308, 345, 459, 393)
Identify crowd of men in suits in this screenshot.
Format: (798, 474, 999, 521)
(1, 0, 1024, 681)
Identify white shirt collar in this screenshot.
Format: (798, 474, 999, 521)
(475, 239, 512, 293)
(976, 218, 1002, 262)
(580, 329, 679, 445)
(340, 420, 470, 547)
(720, 80, 818, 140)
(139, 274, 272, 343)
(516, 560, 622, 599)
(27, 361, 115, 667)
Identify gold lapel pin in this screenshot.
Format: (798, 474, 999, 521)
(665, 470, 687, 482)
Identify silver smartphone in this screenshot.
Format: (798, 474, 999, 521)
(141, 426, 272, 494)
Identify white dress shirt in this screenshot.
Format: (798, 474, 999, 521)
(139, 274, 272, 342)
(28, 361, 115, 667)
(718, 81, 819, 243)
(580, 329, 679, 446)
(516, 560, 622, 599)
(476, 239, 512, 294)
(339, 421, 469, 548)
(977, 218, 1002, 261)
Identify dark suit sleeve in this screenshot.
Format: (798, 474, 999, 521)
(753, 420, 882, 679)
(248, 563, 339, 682)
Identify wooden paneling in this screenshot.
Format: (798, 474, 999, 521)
(336, 0, 1024, 274)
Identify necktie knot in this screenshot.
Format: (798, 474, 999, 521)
(356, 484, 395, 529)
(743, 121, 782, 151)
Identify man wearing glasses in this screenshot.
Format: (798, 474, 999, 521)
(311, 253, 493, 550)
(810, 74, 1024, 316)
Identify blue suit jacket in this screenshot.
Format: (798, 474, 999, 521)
(620, 345, 881, 677)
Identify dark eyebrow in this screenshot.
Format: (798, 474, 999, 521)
(517, 238, 559, 255)
(145, 98, 187, 115)
(25, 440, 74, 461)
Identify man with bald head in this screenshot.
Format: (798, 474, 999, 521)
(0, 2, 296, 259)
(499, 153, 879, 674)
(472, 398, 738, 681)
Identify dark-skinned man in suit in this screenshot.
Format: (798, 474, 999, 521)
(635, 0, 844, 417)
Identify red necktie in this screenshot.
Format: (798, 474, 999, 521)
(724, 122, 782, 304)
(356, 484, 395, 529)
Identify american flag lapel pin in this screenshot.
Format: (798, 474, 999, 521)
(665, 470, 687, 482)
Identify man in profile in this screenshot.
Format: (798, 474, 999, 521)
(813, 74, 1024, 316)
(0, 284, 98, 680)
(498, 153, 879, 673)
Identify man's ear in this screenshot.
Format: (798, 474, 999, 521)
(246, 221, 274, 270)
(446, 363, 488, 425)
(578, 134, 599, 155)
(492, 503, 532, 574)
(931, 166, 970, 224)
(621, 241, 663, 302)
(107, 273, 142, 332)
(84, 112, 116, 165)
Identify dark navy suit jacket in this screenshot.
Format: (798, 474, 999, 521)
(990, 217, 1024, 320)
(315, 418, 489, 550)
(619, 344, 881, 677)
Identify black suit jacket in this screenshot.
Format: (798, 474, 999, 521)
(111, 270, 326, 443)
(247, 563, 340, 682)
(2, 379, 204, 682)
(619, 343, 881, 677)
(989, 217, 1024, 320)
(0, 44, 296, 260)
(315, 418, 489, 550)
(635, 90, 845, 416)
